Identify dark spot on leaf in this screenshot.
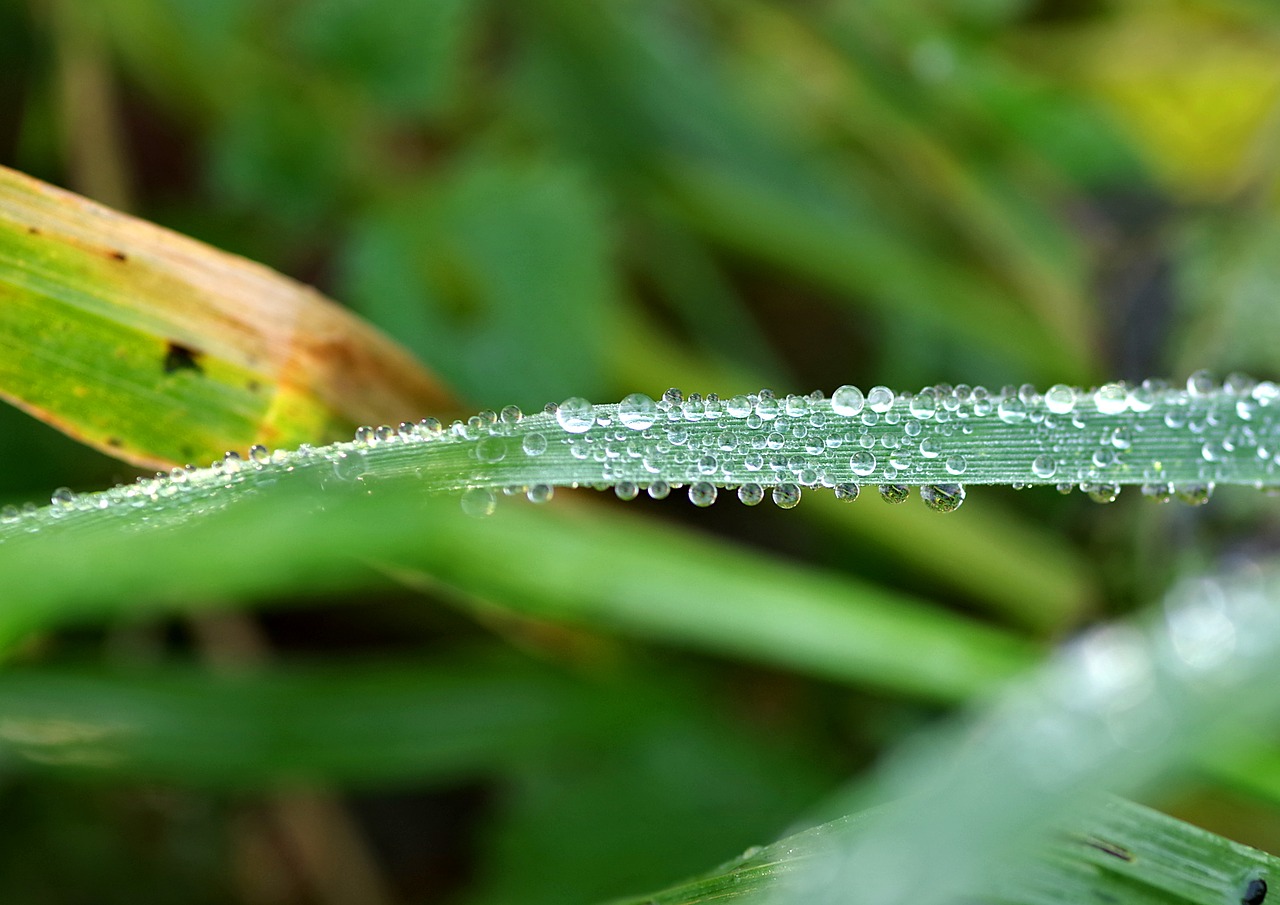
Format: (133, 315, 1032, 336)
(1244, 878, 1267, 905)
(26, 225, 40, 235)
(163, 342, 203, 375)
(109, 249, 127, 262)
(106, 437, 122, 448)
(1083, 837, 1133, 862)
(247, 379, 262, 393)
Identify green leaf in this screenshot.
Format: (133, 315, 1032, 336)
(0, 166, 451, 469)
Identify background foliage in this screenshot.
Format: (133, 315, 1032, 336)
(4, 1, 1280, 903)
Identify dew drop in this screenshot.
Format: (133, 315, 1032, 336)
(919, 438, 941, 458)
(738, 483, 764, 506)
(615, 481, 639, 501)
(1140, 483, 1172, 503)
(222, 451, 243, 474)
(618, 393, 658, 430)
(997, 396, 1027, 424)
(1174, 483, 1214, 506)
(1186, 369, 1216, 397)
(1082, 482, 1120, 504)
(772, 483, 801, 509)
(756, 395, 780, 421)
(831, 385, 866, 417)
(726, 395, 752, 418)
(51, 486, 76, 510)
(689, 482, 717, 507)
(648, 481, 671, 500)
(945, 455, 968, 475)
(909, 388, 938, 419)
(557, 397, 595, 433)
(522, 433, 548, 457)
(249, 444, 270, 465)
(920, 483, 965, 513)
(834, 482, 860, 502)
(1095, 383, 1129, 415)
(878, 484, 909, 504)
(0, 504, 19, 524)
(849, 450, 877, 476)
(527, 484, 554, 504)
(476, 437, 507, 463)
(867, 386, 895, 413)
(500, 404, 523, 424)
(461, 487, 497, 517)
(1031, 455, 1057, 479)
(1044, 384, 1077, 415)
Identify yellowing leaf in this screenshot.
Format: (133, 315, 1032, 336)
(0, 166, 452, 469)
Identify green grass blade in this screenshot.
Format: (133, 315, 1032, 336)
(603, 797, 1277, 905)
(0, 165, 451, 468)
(0, 477, 1032, 702)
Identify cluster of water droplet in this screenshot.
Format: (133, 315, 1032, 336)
(2, 372, 1275, 533)
(434, 372, 1279, 516)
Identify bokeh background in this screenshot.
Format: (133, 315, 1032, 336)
(4, 1, 1280, 903)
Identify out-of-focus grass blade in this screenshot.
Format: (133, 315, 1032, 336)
(0, 166, 451, 469)
(0, 473, 1035, 703)
(0, 655, 608, 786)
(603, 797, 1277, 905)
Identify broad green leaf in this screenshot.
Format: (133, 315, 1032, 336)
(0, 165, 451, 469)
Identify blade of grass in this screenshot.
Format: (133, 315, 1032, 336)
(0, 165, 452, 469)
(0, 476, 1034, 702)
(602, 796, 1277, 905)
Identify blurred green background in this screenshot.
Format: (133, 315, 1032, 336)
(4, 0, 1280, 902)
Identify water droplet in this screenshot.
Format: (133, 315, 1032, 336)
(878, 484, 909, 504)
(523, 433, 548, 456)
(997, 396, 1027, 424)
(1174, 483, 1214, 506)
(0, 504, 19, 524)
(557, 397, 595, 433)
(648, 481, 671, 500)
(51, 487, 76, 510)
(784, 395, 808, 417)
(615, 482, 639, 501)
(1044, 384, 1077, 415)
(1032, 455, 1057, 479)
(920, 483, 965, 512)
(849, 450, 877, 476)
(618, 393, 658, 430)
(831, 385, 866, 417)
(249, 444, 270, 465)
(527, 484, 554, 504)
(461, 487, 497, 517)
(919, 438, 941, 458)
(756, 395, 779, 421)
(499, 405, 523, 425)
(726, 395, 752, 418)
(1140, 483, 1172, 503)
(476, 437, 507, 463)
(1095, 383, 1129, 415)
(1187, 369, 1216, 397)
(689, 482, 717, 507)
(738, 483, 764, 506)
(867, 386, 895, 413)
(772, 483, 801, 509)
(697, 454, 718, 475)
(945, 455, 967, 475)
(909, 388, 938, 419)
(1083, 482, 1120, 504)
(834, 482, 860, 501)
(222, 451, 243, 474)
